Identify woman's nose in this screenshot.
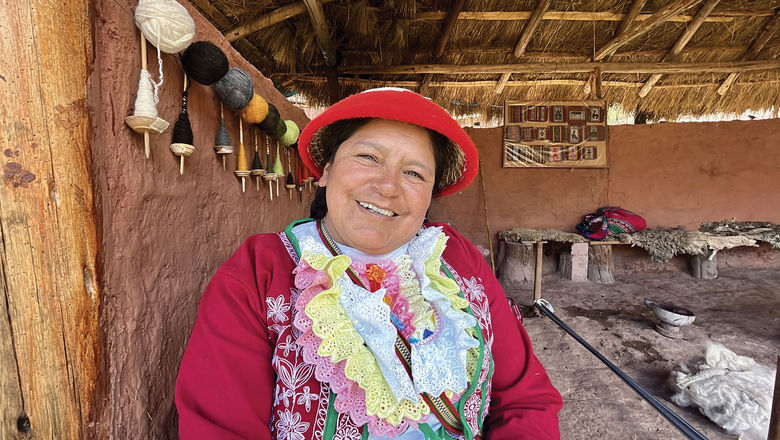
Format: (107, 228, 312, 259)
(370, 167, 401, 197)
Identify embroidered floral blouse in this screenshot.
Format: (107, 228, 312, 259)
(176, 220, 562, 439)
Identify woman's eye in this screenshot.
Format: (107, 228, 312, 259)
(405, 170, 424, 180)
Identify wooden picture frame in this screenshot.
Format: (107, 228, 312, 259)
(503, 100, 608, 168)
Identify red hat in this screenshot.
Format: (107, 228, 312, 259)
(298, 88, 478, 197)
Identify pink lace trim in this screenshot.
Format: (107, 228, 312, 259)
(292, 260, 429, 436)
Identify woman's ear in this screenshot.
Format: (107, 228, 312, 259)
(318, 162, 330, 187)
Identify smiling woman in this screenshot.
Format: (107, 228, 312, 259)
(176, 88, 563, 440)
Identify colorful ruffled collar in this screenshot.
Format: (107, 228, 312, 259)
(290, 222, 480, 436)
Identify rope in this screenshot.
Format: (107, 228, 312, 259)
(533, 299, 709, 440)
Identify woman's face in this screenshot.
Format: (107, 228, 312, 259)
(319, 119, 436, 255)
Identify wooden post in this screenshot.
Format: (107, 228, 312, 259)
(689, 248, 718, 279)
(0, 0, 98, 438)
(769, 355, 780, 440)
(534, 241, 545, 302)
(498, 241, 535, 285)
(588, 242, 617, 284)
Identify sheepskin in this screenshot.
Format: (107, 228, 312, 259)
(499, 228, 587, 244)
(700, 220, 780, 248)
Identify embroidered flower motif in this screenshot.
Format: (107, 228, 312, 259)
(279, 335, 298, 356)
(463, 276, 486, 302)
(464, 393, 481, 421)
(296, 386, 319, 411)
(268, 295, 291, 323)
(276, 409, 310, 440)
(333, 425, 360, 440)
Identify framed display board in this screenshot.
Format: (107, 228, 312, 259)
(503, 100, 608, 168)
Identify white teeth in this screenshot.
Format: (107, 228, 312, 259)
(358, 201, 396, 217)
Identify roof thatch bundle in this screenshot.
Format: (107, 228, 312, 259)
(194, 0, 780, 121)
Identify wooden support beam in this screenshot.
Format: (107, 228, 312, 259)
(0, 0, 99, 437)
(302, 0, 338, 68)
(340, 59, 780, 75)
(593, 0, 704, 61)
(615, 0, 647, 36)
(342, 44, 778, 61)
(420, 0, 466, 95)
(414, 9, 770, 23)
(495, 0, 551, 94)
(225, 0, 335, 42)
(717, 9, 780, 96)
(284, 74, 780, 90)
(639, 0, 720, 98)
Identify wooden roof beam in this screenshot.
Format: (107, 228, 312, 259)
(419, 0, 466, 95)
(302, 0, 338, 68)
(614, 0, 648, 36)
(339, 59, 780, 75)
(717, 9, 780, 96)
(639, 0, 720, 98)
(224, 0, 336, 42)
(593, 0, 704, 61)
(285, 74, 780, 90)
(494, 0, 551, 94)
(413, 9, 772, 23)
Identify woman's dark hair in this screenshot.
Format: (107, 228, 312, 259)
(309, 118, 451, 219)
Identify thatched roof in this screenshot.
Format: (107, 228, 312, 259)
(192, 0, 780, 121)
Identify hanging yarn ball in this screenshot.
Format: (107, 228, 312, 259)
(181, 41, 229, 85)
(135, 0, 195, 54)
(279, 120, 300, 146)
(239, 93, 269, 124)
(268, 117, 288, 139)
(215, 68, 254, 111)
(259, 103, 280, 132)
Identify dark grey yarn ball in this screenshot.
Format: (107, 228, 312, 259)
(215, 119, 232, 146)
(215, 68, 254, 111)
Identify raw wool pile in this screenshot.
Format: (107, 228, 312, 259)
(700, 220, 780, 249)
(615, 228, 704, 262)
(498, 228, 587, 244)
(687, 232, 757, 253)
(671, 342, 777, 440)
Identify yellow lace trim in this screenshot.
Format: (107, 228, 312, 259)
(301, 251, 430, 425)
(396, 255, 436, 336)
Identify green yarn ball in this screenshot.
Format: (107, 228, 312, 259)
(279, 120, 300, 146)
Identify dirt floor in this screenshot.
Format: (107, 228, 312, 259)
(506, 264, 780, 440)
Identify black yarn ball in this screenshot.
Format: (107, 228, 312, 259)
(181, 41, 229, 85)
(171, 112, 193, 145)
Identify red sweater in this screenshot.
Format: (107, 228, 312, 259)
(176, 222, 562, 439)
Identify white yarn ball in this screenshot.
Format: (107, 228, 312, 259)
(135, 0, 195, 54)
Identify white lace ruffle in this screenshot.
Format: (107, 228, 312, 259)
(408, 227, 479, 397)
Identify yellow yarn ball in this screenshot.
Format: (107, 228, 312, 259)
(239, 93, 269, 124)
(279, 120, 300, 146)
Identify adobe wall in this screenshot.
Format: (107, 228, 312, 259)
(89, 1, 310, 438)
(429, 118, 780, 256)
